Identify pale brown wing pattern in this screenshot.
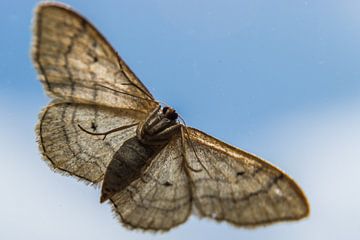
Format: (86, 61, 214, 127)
(37, 102, 145, 185)
(183, 127, 309, 226)
(32, 3, 310, 231)
(32, 4, 157, 113)
(110, 136, 192, 231)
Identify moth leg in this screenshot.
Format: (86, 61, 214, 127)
(143, 105, 161, 128)
(78, 122, 138, 140)
(140, 124, 181, 145)
(151, 124, 181, 140)
(137, 105, 161, 138)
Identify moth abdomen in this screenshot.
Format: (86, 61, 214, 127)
(100, 137, 156, 203)
(100, 108, 180, 203)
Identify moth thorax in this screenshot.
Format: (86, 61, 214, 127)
(136, 109, 180, 146)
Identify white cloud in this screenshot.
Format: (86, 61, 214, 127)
(1, 97, 360, 240)
(251, 98, 360, 240)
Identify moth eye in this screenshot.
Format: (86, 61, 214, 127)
(168, 111, 178, 121)
(162, 106, 169, 114)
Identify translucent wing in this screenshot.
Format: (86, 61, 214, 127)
(183, 127, 309, 226)
(32, 3, 157, 112)
(110, 136, 192, 231)
(37, 102, 146, 185)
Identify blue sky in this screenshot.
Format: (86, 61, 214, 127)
(1, 0, 360, 239)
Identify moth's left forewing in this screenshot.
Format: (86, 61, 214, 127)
(183, 127, 309, 227)
(32, 3, 157, 113)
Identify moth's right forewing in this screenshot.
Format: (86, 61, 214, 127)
(32, 4, 157, 112)
(183, 127, 309, 227)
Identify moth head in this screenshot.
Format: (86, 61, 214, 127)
(162, 106, 178, 121)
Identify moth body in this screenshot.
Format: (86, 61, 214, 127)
(100, 136, 155, 203)
(100, 106, 180, 203)
(33, 3, 309, 231)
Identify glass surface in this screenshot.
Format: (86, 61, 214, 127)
(1, 1, 359, 239)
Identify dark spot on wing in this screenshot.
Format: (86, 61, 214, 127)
(236, 171, 245, 177)
(91, 121, 97, 131)
(163, 181, 173, 187)
(87, 50, 98, 62)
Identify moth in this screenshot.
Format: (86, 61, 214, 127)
(32, 3, 309, 231)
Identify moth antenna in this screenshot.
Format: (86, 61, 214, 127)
(117, 78, 153, 99)
(78, 122, 138, 140)
(158, 100, 169, 107)
(180, 126, 212, 175)
(95, 83, 160, 105)
(178, 114, 187, 125)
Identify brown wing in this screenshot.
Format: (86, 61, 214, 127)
(37, 102, 146, 185)
(110, 135, 192, 231)
(32, 3, 157, 113)
(183, 127, 309, 227)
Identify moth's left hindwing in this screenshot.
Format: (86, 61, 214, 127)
(37, 102, 145, 185)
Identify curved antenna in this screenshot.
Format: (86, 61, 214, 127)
(157, 100, 170, 107)
(95, 83, 177, 112)
(178, 115, 212, 176)
(178, 114, 187, 125)
(95, 83, 160, 105)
